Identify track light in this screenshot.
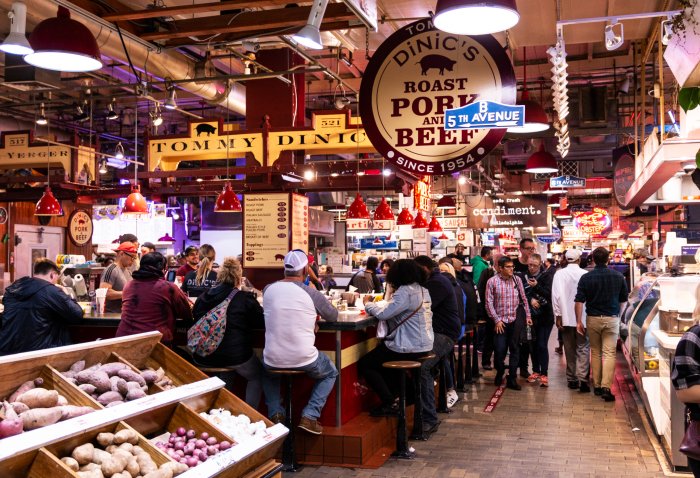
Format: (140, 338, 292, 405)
(662, 15, 674, 45)
(605, 21, 624, 51)
(618, 72, 631, 95)
(98, 160, 108, 174)
(164, 88, 177, 110)
(292, 0, 329, 49)
(304, 169, 315, 181)
(36, 102, 48, 125)
(106, 98, 119, 120)
(151, 103, 163, 127)
(0, 1, 33, 55)
(114, 142, 125, 160)
(74, 102, 89, 122)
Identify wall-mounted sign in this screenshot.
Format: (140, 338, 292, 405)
(346, 219, 394, 231)
(573, 207, 612, 236)
(0, 207, 8, 225)
(243, 193, 292, 268)
(290, 194, 309, 252)
(68, 209, 93, 247)
(537, 226, 561, 244)
(445, 101, 524, 129)
(613, 150, 636, 207)
(413, 176, 431, 211)
(549, 175, 586, 189)
(359, 19, 516, 175)
(467, 195, 548, 228)
(561, 225, 589, 242)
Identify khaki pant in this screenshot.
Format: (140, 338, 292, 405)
(586, 315, 619, 389)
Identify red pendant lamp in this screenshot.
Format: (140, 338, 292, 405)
(413, 211, 429, 229)
(373, 197, 395, 221)
(397, 208, 414, 225)
(547, 194, 562, 208)
(438, 232, 450, 240)
(347, 193, 370, 219)
(158, 233, 176, 242)
(122, 184, 148, 215)
(436, 195, 456, 210)
(214, 183, 242, 212)
(507, 47, 549, 134)
(554, 206, 572, 219)
(428, 216, 443, 233)
(35, 186, 63, 216)
(526, 143, 558, 174)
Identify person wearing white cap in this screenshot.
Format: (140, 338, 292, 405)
(551, 249, 591, 392)
(262, 249, 339, 435)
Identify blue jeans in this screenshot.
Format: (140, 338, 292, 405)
(263, 353, 338, 420)
(494, 320, 521, 379)
(532, 322, 553, 376)
(422, 333, 455, 427)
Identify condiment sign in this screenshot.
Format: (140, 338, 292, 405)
(359, 19, 516, 175)
(68, 209, 93, 246)
(467, 195, 548, 228)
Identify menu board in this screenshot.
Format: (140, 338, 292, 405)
(243, 193, 290, 268)
(291, 193, 309, 252)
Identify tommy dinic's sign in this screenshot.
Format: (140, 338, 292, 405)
(147, 112, 373, 172)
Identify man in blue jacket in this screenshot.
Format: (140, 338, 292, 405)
(0, 259, 84, 355)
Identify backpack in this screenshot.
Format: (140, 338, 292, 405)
(187, 288, 237, 357)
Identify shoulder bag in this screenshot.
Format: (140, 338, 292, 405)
(187, 288, 238, 357)
(376, 290, 424, 340)
(681, 409, 700, 461)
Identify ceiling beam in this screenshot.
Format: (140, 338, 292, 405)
(102, 0, 292, 22)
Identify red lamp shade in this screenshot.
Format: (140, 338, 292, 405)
(122, 185, 148, 215)
(427, 216, 443, 233)
(25, 6, 102, 73)
(507, 90, 549, 134)
(214, 183, 242, 212)
(438, 232, 450, 240)
(347, 193, 370, 219)
(547, 194, 562, 207)
(554, 207, 572, 218)
(436, 195, 456, 209)
(158, 233, 175, 242)
(397, 208, 414, 225)
(526, 144, 558, 174)
(34, 186, 63, 216)
(373, 197, 395, 221)
(413, 211, 429, 229)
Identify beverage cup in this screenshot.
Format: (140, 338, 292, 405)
(95, 296, 105, 315)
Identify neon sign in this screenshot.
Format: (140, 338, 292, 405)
(413, 176, 431, 212)
(573, 207, 612, 236)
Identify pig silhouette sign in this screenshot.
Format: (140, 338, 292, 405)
(418, 55, 457, 76)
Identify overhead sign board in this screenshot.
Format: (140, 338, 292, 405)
(466, 195, 548, 228)
(549, 175, 586, 189)
(613, 149, 636, 207)
(359, 18, 516, 176)
(445, 101, 524, 129)
(537, 226, 561, 244)
(573, 207, 612, 236)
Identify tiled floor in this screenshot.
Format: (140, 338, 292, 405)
(290, 343, 669, 478)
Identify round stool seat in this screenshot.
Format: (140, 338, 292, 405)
(196, 365, 238, 374)
(416, 353, 436, 362)
(266, 368, 306, 375)
(383, 360, 421, 370)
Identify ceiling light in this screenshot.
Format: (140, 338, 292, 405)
(214, 183, 242, 212)
(413, 211, 429, 229)
(662, 15, 674, 46)
(74, 103, 89, 123)
(304, 169, 315, 181)
(397, 208, 414, 225)
(25, 6, 102, 72)
(618, 72, 631, 94)
(357, 171, 365, 176)
(682, 161, 696, 172)
(106, 98, 119, 120)
(164, 88, 177, 110)
(36, 102, 48, 125)
(115, 142, 125, 160)
(0, 1, 33, 55)
(427, 216, 443, 233)
(196, 177, 203, 182)
(330, 172, 339, 177)
(347, 193, 370, 219)
(151, 103, 163, 126)
(436, 195, 457, 209)
(458, 175, 467, 185)
(507, 90, 549, 133)
(158, 233, 176, 242)
(382, 168, 392, 176)
(433, 0, 519, 35)
(373, 197, 395, 221)
(292, 0, 329, 49)
(35, 186, 63, 216)
(526, 143, 558, 174)
(98, 160, 108, 174)
(605, 21, 624, 51)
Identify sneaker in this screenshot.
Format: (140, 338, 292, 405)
(270, 413, 285, 425)
(527, 373, 540, 383)
(567, 380, 580, 389)
(539, 375, 549, 387)
(554, 346, 563, 355)
(593, 387, 603, 396)
(299, 416, 323, 434)
(601, 388, 615, 402)
(579, 382, 591, 393)
(446, 390, 460, 408)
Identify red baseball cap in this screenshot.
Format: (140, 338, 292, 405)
(114, 242, 138, 255)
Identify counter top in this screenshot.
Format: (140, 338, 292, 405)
(319, 315, 377, 331)
(652, 329, 683, 350)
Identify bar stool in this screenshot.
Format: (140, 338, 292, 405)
(436, 357, 452, 414)
(266, 368, 306, 472)
(383, 360, 421, 459)
(410, 352, 436, 441)
(456, 329, 467, 391)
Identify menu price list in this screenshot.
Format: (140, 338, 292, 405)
(243, 193, 290, 268)
(291, 193, 309, 252)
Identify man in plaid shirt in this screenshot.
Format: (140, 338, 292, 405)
(486, 256, 532, 390)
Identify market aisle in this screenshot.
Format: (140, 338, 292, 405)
(290, 342, 666, 478)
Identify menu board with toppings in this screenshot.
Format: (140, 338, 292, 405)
(243, 193, 290, 268)
(291, 193, 309, 252)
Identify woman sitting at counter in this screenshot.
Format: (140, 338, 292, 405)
(358, 259, 433, 416)
(191, 257, 266, 408)
(182, 244, 218, 298)
(116, 252, 193, 346)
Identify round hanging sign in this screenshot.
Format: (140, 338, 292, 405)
(613, 152, 635, 207)
(360, 19, 516, 176)
(68, 209, 93, 246)
(0, 207, 7, 225)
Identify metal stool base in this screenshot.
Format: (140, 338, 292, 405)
(392, 449, 416, 459)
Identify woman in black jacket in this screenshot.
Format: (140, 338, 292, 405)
(191, 257, 265, 407)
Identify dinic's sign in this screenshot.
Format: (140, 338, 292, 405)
(359, 19, 516, 176)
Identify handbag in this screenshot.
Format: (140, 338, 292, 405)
(680, 410, 700, 461)
(187, 288, 238, 357)
(376, 290, 424, 340)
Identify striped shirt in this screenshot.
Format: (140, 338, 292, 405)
(672, 325, 700, 419)
(485, 274, 531, 324)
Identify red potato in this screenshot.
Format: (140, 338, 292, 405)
(19, 407, 63, 430)
(16, 388, 59, 408)
(78, 384, 97, 394)
(140, 369, 158, 385)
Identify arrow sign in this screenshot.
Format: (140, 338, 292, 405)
(445, 101, 525, 130)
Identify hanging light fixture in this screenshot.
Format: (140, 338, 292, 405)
(36, 103, 48, 126)
(604, 20, 624, 51)
(98, 160, 108, 175)
(24, 6, 102, 72)
(1, 1, 32, 55)
(35, 116, 62, 217)
(347, 193, 370, 219)
(292, 0, 329, 49)
(413, 211, 429, 229)
(433, 0, 519, 35)
(373, 197, 395, 221)
(74, 101, 90, 123)
(158, 233, 176, 242)
(547, 194, 562, 207)
(164, 87, 178, 110)
(114, 142, 125, 160)
(438, 232, 450, 240)
(508, 48, 549, 134)
(397, 208, 414, 225)
(216, 77, 243, 213)
(436, 195, 456, 210)
(526, 143, 558, 174)
(428, 216, 443, 233)
(553, 206, 572, 219)
(122, 98, 148, 216)
(106, 98, 119, 120)
(151, 102, 163, 127)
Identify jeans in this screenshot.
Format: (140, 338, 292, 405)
(532, 322, 553, 376)
(263, 352, 338, 420)
(561, 326, 591, 383)
(587, 315, 620, 389)
(494, 321, 521, 380)
(422, 333, 455, 426)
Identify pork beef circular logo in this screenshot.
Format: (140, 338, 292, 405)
(360, 19, 516, 175)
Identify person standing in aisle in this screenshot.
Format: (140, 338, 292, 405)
(140, 242, 156, 256)
(575, 247, 628, 402)
(262, 250, 339, 435)
(514, 239, 537, 276)
(477, 254, 500, 371)
(414, 255, 461, 434)
(0, 259, 84, 355)
(446, 243, 469, 264)
(100, 242, 138, 313)
(182, 244, 218, 299)
(552, 249, 591, 392)
(176, 246, 200, 281)
(486, 256, 532, 390)
(471, 246, 493, 286)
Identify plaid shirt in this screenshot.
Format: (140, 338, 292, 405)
(672, 325, 700, 419)
(485, 274, 531, 324)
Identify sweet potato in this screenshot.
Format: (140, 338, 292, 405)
(155, 367, 165, 381)
(61, 456, 79, 471)
(111, 376, 128, 393)
(125, 388, 146, 401)
(8, 380, 36, 402)
(71, 442, 95, 465)
(78, 384, 97, 394)
(140, 369, 157, 385)
(116, 379, 131, 396)
(100, 362, 128, 377)
(96, 432, 115, 447)
(56, 395, 68, 406)
(19, 407, 63, 430)
(97, 391, 123, 406)
(76, 370, 111, 393)
(62, 370, 77, 379)
(69, 360, 86, 373)
(16, 388, 59, 408)
(59, 405, 94, 420)
(116, 369, 146, 387)
(113, 428, 139, 445)
(10, 402, 29, 414)
(83, 363, 102, 373)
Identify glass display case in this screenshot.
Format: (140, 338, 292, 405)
(623, 277, 661, 379)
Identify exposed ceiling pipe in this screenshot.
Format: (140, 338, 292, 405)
(18, 0, 247, 115)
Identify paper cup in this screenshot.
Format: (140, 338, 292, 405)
(95, 296, 105, 315)
(95, 287, 108, 298)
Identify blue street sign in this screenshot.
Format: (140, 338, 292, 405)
(444, 100, 525, 130)
(549, 175, 586, 188)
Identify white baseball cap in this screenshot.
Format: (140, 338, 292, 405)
(565, 249, 582, 262)
(284, 250, 308, 271)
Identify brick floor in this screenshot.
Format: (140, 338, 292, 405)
(289, 343, 666, 478)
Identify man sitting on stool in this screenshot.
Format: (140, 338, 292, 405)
(262, 250, 339, 435)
